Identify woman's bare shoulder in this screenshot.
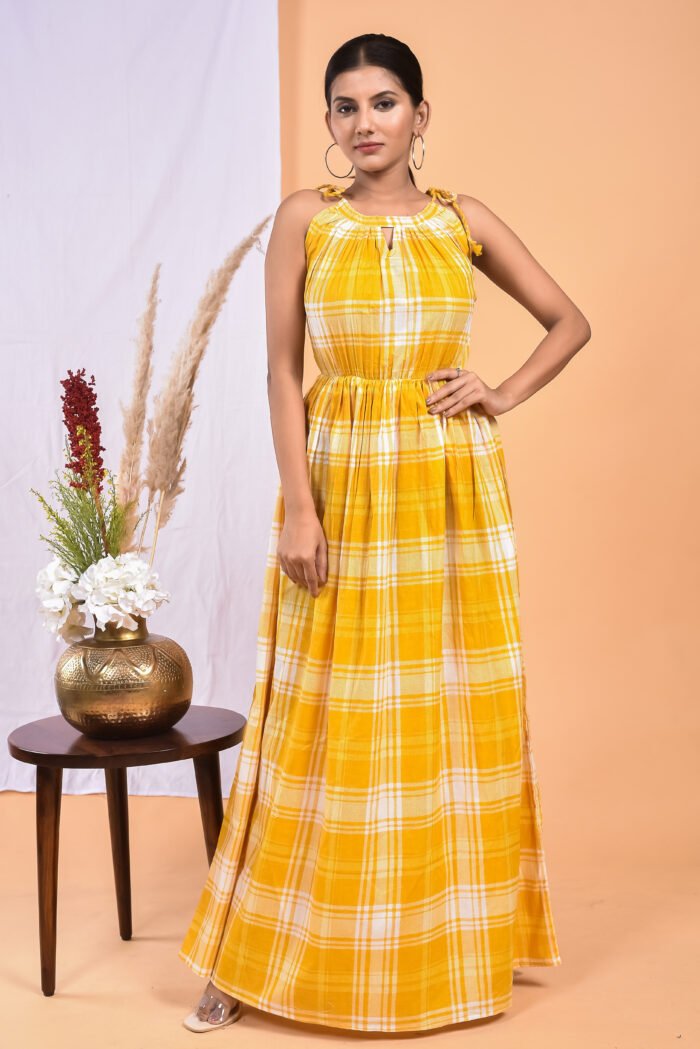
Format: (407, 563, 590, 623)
(274, 188, 341, 239)
(456, 193, 492, 228)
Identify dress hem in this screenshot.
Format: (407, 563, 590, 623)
(178, 945, 561, 1033)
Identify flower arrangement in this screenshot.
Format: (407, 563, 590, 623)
(32, 367, 170, 642)
(31, 210, 271, 645)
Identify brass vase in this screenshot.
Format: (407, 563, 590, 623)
(54, 614, 193, 740)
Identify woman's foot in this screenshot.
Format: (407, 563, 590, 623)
(193, 980, 241, 1026)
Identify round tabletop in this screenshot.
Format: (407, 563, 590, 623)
(7, 704, 246, 769)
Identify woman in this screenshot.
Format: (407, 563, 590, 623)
(180, 32, 589, 1034)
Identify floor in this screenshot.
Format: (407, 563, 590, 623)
(0, 790, 695, 1048)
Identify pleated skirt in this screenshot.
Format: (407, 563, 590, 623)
(178, 373, 561, 1032)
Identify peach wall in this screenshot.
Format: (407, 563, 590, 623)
(279, 1, 700, 869)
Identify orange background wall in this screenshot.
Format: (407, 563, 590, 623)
(279, 0, 700, 871)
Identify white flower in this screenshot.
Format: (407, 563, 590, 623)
(35, 557, 91, 642)
(71, 552, 170, 631)
(36, 552, 170, 640)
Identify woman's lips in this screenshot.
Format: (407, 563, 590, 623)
(355, 143, 383, 152)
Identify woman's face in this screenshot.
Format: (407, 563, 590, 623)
(326, 65, 429, 175)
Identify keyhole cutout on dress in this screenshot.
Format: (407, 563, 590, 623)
(381, 226, 394, 252)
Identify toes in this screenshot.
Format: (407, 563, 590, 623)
(195, 992, 215, 1020)
(207, 1000, 229, 1025)
(193, 981, 239, 1025)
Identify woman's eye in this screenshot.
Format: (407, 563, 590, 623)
(336, 100, 394, 115)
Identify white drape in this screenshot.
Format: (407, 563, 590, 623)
(0, 0, 280, 795)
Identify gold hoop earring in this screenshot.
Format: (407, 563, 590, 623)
(411, 133, 426, 170)
(325, 142, 354, 179)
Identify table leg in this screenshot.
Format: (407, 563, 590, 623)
(36, 764, 62, 996)
(193, 754, 224, 864)
(105, 767, 132, 940)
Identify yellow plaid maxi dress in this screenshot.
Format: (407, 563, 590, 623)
(178, 183, 562, 1032)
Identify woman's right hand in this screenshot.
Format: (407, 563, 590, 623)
(277, 510, 328, 597)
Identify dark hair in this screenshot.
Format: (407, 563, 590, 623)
(324, 34, 424, 187)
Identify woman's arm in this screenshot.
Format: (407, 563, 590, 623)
(263, 191, 328, 595)
(426, 195, 592, 418)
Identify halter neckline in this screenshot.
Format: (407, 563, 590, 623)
(314, 183, 483, 256)
(336, 194, 438, 223)
(316, 183, 444, 222)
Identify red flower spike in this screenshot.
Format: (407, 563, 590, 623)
(60, 367, 107, 494)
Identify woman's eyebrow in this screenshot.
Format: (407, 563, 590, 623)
(332, 90, 399, 103)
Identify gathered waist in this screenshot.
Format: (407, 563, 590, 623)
(314, 372, 435, 385)
(304, 369, 496, 429)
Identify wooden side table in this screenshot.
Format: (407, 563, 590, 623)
(7, 704, 245, 996)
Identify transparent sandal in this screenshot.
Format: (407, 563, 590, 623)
(182, 990, 243, 1033)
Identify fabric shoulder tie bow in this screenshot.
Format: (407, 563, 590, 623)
(426, 186, 483, 258)
(315, 183, 345, 200)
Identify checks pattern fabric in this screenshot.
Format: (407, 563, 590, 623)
(178, 184, 562, 1031)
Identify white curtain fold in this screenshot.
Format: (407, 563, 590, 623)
(0, 0, 280, 794)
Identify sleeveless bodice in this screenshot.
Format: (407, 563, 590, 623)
(304, 184, 483, 382)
